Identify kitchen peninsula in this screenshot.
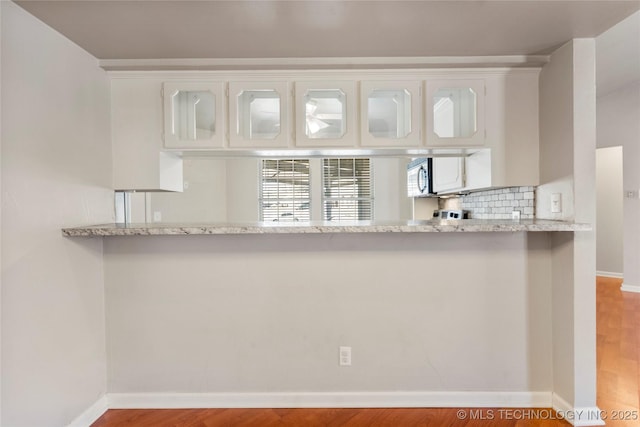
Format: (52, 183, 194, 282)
(60, 39, 597, 426)
(63, 219, 590, 236)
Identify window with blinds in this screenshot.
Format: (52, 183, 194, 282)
(260, 159, 311, 222)
(322, 158, 373, 221)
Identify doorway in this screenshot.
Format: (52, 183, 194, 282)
(596, 146, 624, 278)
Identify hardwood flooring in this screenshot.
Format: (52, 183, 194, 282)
(596, 276, 640, 426)
(91, 407, 571, 427)
(91, 277, 638, 427)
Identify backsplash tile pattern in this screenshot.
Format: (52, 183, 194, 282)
(441, 187, 536, 219)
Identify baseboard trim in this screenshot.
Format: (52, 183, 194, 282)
(64, 391, 556, 425)
(596, 271, 623, 279)
(66, 396, 109, 427)
(621, 283, 640, 293)
(552, 394, 604, 426)
(107, 391, 552, 409)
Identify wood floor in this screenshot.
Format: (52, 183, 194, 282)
(91, 277, 638, 427)
(91, 407, 570, 426)
(596, 276, 640, 426)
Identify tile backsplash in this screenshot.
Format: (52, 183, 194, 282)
(440, 186, 536, 219)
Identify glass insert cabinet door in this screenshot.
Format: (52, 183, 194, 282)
(295, 81, 357, 147)
(360, 80, 422, 147)
(163, 82, 225, 149)
(426, 79, 485, 147)
(229, 82, 289, 148)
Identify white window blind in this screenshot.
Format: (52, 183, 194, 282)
(260, 159, 310, 222)
(322, 158, 373, 221)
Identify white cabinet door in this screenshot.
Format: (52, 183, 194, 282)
(433, 157, 465, 193)
(294, 81, 357, 147)
(426, 79, 485, 147)
(228, 81, 289, 148)
(163, 82, 225, 149)
(360, 80, 422, 147)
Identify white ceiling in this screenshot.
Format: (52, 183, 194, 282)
(14, 0, 640, 60)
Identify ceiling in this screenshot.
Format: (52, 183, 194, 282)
(14, 0, 640, 60)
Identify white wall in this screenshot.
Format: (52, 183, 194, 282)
(597, 86, 640, 289)
(147, 157, 413, 223)
(1, 2, 112, 426)
(105, 233, 552, 398)
(596, 11, 640, 290)
(147, 157, 261, 223)
(111, 78, 183, 192)
(150, 158, 229, 223)
(538, 39, 598, 414)
(225, 158, 260, 222)
(537, 40, 575, 222)
(596, 147, 624, 276)
(0, 2, 3, 422)
(596, 11, 640, 98)
(371, 157, 413, 221)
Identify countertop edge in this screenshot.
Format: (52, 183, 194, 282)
(62, 220, 592, 237)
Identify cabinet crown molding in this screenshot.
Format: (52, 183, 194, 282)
(100, 55, 549, 72)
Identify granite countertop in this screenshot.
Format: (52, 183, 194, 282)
(62, 219, 591, 237)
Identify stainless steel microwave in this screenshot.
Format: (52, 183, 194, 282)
(407, 158, 435, 197)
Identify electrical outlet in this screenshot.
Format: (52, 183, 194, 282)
(511, 210, 521, 220)
(550, 193, 562, 213)
(339, 346, 352, 366)
(153, 211, 162, 222)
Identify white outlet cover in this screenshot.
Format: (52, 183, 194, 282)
(153, 211, 162, 222)
(550, 193, 562, 213)
(339, 346, 352, 366)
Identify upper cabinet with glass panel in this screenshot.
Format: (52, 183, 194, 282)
(426, 79, 485, 147)
(163, 82, 225, 149)
(305, 90, 345, 139)
(295, 81, 356, 147)
(360, 81, 421, 147)
(229, 82, 289, 148)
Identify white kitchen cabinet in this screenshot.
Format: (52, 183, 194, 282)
(109, 69, 539, 193)
(360, 81, 422, 147)
(112, 78, 183, 191)
(426, 79, 485, 147)
(228, 82, 289, 148)
(163, 82, 225, 149)
(433, 71, 540, 194)
(294, 81, 357, 147)
(433, 157, 465, 193)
